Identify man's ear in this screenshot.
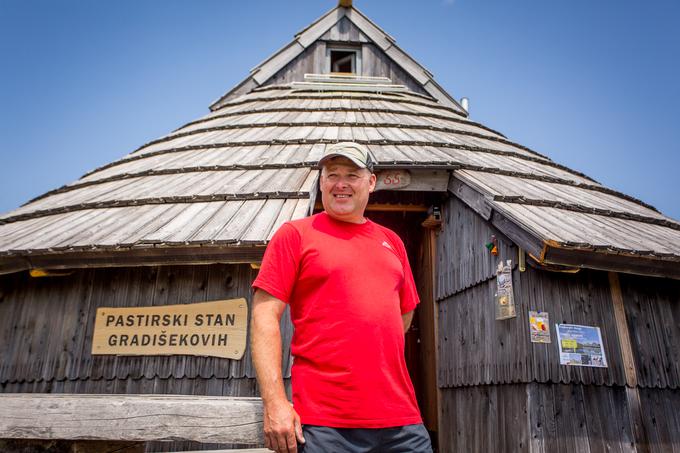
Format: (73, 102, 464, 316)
(368, 173, 377, 193)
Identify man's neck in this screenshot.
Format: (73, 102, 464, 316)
(324, 211, 367, 224)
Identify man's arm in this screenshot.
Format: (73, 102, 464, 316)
(402, 310, 414, 333)
(250, 288, 304, 453)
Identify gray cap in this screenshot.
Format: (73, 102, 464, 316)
(318, 142, 374, 171)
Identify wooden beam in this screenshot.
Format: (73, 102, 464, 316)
(489, 210, 546, 261)
(608, 272, 638, 387)
(366, 203, 429, 212)
(0, 394, 264, 445)
(6, 247, 265, 272)
(178, 450, 270, 453)
(375, 170, 449, 192)
(0, 257, 30, 276)
(339, 0, 352, 7)
(545, 246, 680, 280)
(0, 439, 144, 453)
(448, 177, 492, 220)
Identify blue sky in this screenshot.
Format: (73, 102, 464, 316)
(1, 0, 679, 220)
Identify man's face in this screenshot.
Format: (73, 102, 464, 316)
(319, 157, 376, 224)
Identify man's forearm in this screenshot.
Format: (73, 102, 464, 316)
(251, 290, 304, 452)
(250, 291, 288, 405)
(251, 316, 287, 404)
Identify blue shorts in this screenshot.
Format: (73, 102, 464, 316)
(298, 424, 433, 453)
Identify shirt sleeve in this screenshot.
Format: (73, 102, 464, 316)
(252, 222, 302, 304)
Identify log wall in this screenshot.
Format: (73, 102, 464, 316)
(436, 195, 680, 452)
(440, 383, 680, 453)
(0, 264, 292, 392)
(437, 196, 680, 388)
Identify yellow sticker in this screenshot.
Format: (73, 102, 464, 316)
(562, 339, 578, 349)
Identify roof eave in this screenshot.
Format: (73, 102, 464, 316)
(0, 245, 267, 276)
(542, 244, 680, 280)
(450, 175, 680, 280)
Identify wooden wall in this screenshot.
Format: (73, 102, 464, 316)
(619, 273, 680, 389)
(441, 383, 680, 453)
(439, 384, 529, 453)
(436, 195, 680, 452)
(0, 264, 292, 394)
(436, 196, 680, 388)
(436, 195, 517, 299)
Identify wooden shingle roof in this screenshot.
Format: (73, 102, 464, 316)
(1, 3, 678, 279)
(1, 84, 678, 278)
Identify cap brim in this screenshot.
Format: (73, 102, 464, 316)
(318, 153, 368, 169)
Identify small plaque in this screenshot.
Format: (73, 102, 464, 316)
(375, 170, 411, 190)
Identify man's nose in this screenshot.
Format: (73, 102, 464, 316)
(333, 177, 350, 188)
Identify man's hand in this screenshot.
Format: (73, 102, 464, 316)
(263, 398, 305, 453)
(251, 289, 305, 452)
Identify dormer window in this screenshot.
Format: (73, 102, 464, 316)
(327, 46, 361, 75)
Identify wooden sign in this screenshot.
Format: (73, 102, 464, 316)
(92, 298, 248, 359)
(375, 170, 411, 190)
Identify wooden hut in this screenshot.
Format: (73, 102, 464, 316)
(1, 2, 679, 452)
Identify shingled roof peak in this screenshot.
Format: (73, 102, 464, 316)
(209, 3, 464, 113)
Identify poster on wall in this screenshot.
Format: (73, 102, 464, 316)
(529, 311, 551, 343)
(556, 323, 608, 368)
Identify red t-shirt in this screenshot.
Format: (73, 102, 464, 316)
(252, 212, 422, 428)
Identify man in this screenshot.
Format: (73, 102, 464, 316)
(251, 142, 432, 453)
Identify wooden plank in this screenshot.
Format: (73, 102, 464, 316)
(415, 227, 439, 434)
(252, 41, 306, 85)
(296, 8, 344, 48)
(241, 199, 286, 243)
(0, 257, 29, 275)
(626, 387, 651, 453)
(0, 394, 264, 445)
(422, 79, 463, 111)
(375, 169, 449, 192)
(384, 45, 430, 85)
(0, 440, 144, 453)
(20, 247, 264, 271)
(544, 246, 680, 280)
(344, 9, 392, 50)
(165, 450, 269, 453)
(449, 177, 493, 220)
(581, 385, 633, 453)
(491, 210, 546, 263)
(609, 272, 639, 387)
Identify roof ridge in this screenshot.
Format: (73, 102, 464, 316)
(207, 5, 465, 112)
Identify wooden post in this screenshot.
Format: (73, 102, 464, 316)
(608, 272, 637, 387)
(608, 272, 650, 453)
